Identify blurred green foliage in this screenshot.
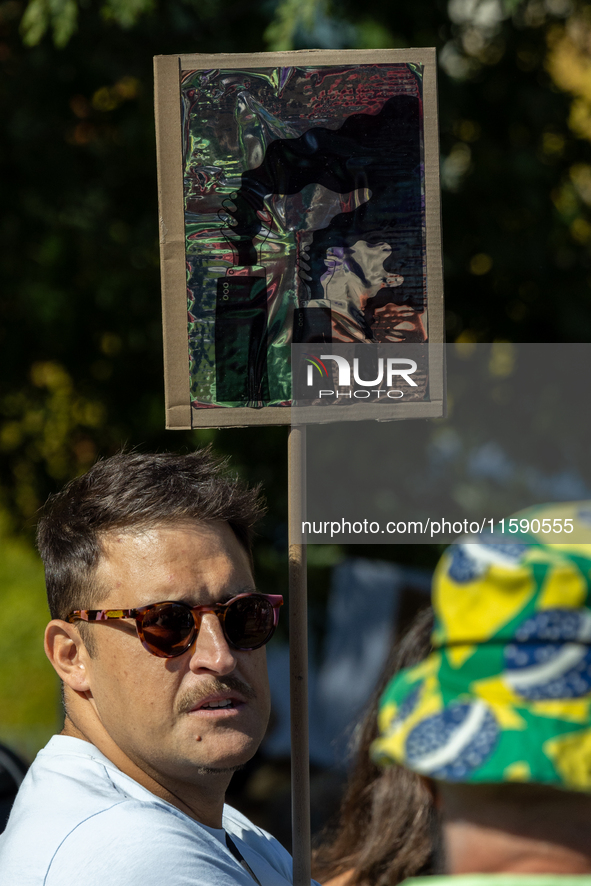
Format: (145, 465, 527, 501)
(0, 516, 59, 756)
(2, 0, 591, 754)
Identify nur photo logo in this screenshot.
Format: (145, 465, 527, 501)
(307, 354, 418, 391)
(295, 345, 425, 403)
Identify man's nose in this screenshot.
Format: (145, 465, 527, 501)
(188, 612, 237, 675)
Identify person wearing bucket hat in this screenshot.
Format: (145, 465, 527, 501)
(372, 502, 591, 885)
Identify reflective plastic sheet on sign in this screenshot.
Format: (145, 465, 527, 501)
(181, 64, 427, 409)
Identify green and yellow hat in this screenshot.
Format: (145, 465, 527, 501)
(372, 502, 591, 790)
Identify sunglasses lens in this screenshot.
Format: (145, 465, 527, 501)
(224, 596, 275, 650)
(140, 603, 194, 657)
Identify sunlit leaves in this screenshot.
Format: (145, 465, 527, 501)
(264, 0, 354, 51)
(441, 142, 473, 190)
(101, 0, 154, 28)
(353, 18, 397, 49)
(469, 253, 493, 275)
(0, 362, 104, 519)
(265, 0, 325, 50)
(20, 0, 153, 46)
(20, 0, 77, 47)
(546, 11, 591, 139)
(92, 76, 141, 111)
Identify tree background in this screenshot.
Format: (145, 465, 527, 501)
(1, 0, 591, 756)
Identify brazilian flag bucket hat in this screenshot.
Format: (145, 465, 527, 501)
(372, 502, 591, 790)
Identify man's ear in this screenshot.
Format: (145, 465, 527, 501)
(45, 621, 92, 692)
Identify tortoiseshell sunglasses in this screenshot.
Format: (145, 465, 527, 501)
(67, 593, 283, 658)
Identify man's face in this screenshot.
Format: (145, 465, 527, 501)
(80, 521, 271, 784)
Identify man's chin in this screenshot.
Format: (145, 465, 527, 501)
(195, 763, 245, 776)
(186, 740, 258, 776)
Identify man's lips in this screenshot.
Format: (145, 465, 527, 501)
(188, 691, 246, 713)
(177, 676, 256, 715)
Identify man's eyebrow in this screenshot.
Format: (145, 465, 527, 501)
(217, 587, 258, 604)
(173, 587, 258, 607)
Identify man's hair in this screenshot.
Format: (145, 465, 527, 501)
(37, 449, 265, 622)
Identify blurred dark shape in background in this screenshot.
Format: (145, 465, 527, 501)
(0, 744, 28, 833)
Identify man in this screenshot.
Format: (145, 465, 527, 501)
(373, 504, 591, 884)
(0, 449, 295, 886)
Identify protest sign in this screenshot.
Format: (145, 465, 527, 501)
(155, 49, 443, 428)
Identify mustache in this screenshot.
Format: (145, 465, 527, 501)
(176, 676, 256, 713)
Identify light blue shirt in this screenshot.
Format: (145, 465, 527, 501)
(0, 735, 296, 885)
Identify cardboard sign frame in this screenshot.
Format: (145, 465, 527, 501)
(154, 48, 443, 430)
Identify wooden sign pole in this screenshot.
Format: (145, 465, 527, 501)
(288, 425, 311, 886)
